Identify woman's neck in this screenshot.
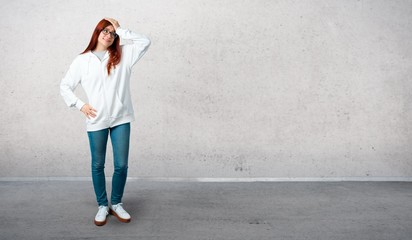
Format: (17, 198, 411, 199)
(94, 44, 108, 52)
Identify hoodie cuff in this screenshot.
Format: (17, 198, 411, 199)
(75, 99, 85, 110)
(115, 27, 126, 35)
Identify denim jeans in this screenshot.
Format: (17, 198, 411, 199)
(87, 123, 130, 206)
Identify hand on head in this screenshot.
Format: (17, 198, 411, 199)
(105, 18, 120, 30)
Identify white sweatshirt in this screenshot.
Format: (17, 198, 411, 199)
(60, 27, 151, 131)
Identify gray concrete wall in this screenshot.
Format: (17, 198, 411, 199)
(1, 0, 411, 179)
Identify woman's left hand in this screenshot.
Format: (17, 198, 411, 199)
(105, 18, 120, 30)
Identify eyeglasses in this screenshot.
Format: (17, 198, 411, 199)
(101, 29, 118, 39)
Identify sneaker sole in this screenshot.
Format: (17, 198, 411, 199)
(94, 218, 107, 226)
(109, 208, 131, 223)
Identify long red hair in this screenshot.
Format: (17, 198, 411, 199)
(81, 19, 121, 75)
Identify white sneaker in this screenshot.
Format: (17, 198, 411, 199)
(109, 203, 131, 223)
(94, 206, 109, 226)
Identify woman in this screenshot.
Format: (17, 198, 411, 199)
(60, 18, 151, 226)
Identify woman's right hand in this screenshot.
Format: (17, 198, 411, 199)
(80, 104, 97, 119)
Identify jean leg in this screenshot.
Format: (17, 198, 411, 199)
(87, 129, 109, 206)
(109, 123, 130, 205)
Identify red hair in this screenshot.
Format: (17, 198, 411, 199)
(82, 19, 121, 75)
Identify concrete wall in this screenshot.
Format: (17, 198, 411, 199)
(1, 0, 411, 179)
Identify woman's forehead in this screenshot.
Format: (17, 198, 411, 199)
(104, 25, 115, 31)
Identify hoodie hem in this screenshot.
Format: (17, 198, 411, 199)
(86, 114, 135, 132)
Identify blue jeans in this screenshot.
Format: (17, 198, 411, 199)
(87, 123, 130, 206)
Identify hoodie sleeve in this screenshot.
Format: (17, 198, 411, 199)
(116, 27, 151, 67)
(60, 57, 85, 110)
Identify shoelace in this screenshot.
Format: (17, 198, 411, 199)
(97, 206, 108, 217)
(113, 203, 127, 214)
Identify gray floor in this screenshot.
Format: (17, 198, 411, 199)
(0, 181, 411, 240)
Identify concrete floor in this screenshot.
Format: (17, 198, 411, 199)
(0, 181, 411, 240)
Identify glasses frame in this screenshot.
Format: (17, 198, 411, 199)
(100, 28, 118, 39)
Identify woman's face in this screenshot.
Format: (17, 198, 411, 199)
(97, 25, 116, 50)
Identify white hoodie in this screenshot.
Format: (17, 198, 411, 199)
(60, 27, 151, 131)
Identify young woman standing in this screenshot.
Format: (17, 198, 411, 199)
(60, 18, 151, 226)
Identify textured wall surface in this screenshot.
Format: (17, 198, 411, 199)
(0, 0, 411, 178)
